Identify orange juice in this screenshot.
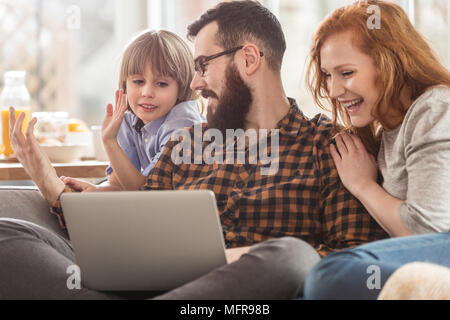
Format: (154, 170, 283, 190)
(1, 108, 31, 157)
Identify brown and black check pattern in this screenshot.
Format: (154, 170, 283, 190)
(139, 100, 388, 256)
(52, 100, 388, 257)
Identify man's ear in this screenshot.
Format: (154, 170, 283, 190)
(240, 44, 263, 76)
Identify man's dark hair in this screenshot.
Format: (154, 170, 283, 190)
(187, 0, 286, 72)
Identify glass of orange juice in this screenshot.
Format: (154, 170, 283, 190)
(0, 108, 31, 157)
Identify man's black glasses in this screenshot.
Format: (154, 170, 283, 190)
(194, 46, 264, 76)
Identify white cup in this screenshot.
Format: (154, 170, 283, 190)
(90, 126, 108, 161)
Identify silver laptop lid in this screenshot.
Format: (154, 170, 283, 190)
(61, 190, 227, 291)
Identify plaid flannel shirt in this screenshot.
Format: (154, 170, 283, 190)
(52, 100, 388, 257)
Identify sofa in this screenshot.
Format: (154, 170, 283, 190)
(1, 186, 449, 300)
(0, 186, 69, 240)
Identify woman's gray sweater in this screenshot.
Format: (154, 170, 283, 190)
(378, 86, 450, 234)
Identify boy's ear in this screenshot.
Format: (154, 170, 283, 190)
(240, 44, 263, 76)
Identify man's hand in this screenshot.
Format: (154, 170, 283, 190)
(9, 107, 65, 204)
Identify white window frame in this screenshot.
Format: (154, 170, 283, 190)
(114, 0, 148, 48)
(399, 0, 416, 25)
(263, 0, 281, 19)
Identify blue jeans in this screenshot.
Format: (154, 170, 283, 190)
(303, 232, 450, 300)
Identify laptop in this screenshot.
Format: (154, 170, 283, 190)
(60, 190, 227, 291)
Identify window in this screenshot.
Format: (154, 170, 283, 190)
(0, 0, 115, 124)
(275, 0, 450, 116)
(414, 0, 449, 68)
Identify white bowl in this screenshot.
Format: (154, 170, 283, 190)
(41, 145, 87, 163)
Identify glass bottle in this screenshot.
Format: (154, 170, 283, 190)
(0, 71, 31, 157)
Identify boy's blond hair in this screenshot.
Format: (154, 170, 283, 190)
(119, 30, 198, 105)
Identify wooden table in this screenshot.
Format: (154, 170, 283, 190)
(0, 159, 109, 181)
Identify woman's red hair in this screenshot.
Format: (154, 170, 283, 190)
(306, 0, 450, 155)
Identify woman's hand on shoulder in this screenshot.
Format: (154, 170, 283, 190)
(330, 132, 378, 198)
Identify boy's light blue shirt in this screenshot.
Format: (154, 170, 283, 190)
(106, 100, 205, 177)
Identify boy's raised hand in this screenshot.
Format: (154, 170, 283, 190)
(102, 89, 127, 145)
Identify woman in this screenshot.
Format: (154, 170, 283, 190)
(303, 0, 450, 299)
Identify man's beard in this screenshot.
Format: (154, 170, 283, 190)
(203, 63, 252, 136)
